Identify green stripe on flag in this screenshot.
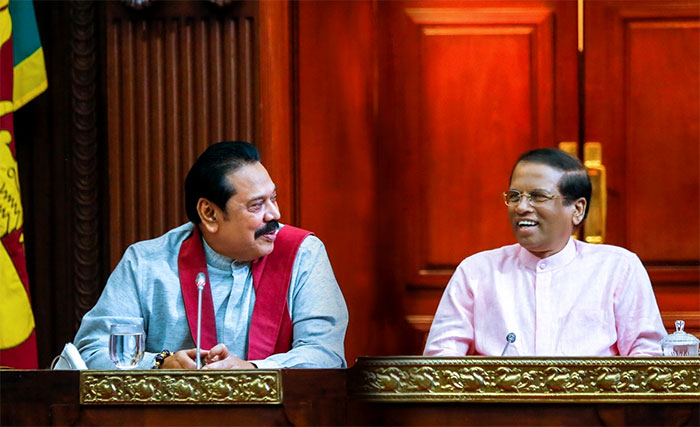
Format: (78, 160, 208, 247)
(8, 0, 46, 110)
(8, 0, 41, 67)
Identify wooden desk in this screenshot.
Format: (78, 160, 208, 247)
(348, 357, 700, 426)
(1, 358, 698, 426)
(1, 369, 346, 426)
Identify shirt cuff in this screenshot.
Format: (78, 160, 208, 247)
(249, 359, 281, 370)
(141, 352, 158, 369)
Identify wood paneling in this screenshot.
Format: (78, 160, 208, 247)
(106, 2, 258, 266)
(626, 21, 699, 261)
(585, 1, 699, 261)
(258, 0, 295, 224)
(296, 0, 378, 364)
(14, 1, 107, 367)
(585, 0, 700, 328)
(405, 7, 556, 284)
(71, 1, 102, 331)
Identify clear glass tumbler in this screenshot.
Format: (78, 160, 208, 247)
(109, 322, 145, 369)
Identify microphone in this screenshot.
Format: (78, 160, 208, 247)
(195, 272, 206, 369)
(500, 332, 516, 356)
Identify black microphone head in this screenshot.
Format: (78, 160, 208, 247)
(506, 332, 516, 343)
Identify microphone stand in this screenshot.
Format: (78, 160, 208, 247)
(195, 272, 206, 369)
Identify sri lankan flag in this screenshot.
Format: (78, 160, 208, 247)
(0, 0, 47, 369)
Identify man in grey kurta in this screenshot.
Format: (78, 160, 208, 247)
(73, 141, 348, 369)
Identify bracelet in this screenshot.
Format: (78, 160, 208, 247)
(151, 349, 171, 369)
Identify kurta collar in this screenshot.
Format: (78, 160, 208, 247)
(517, 237, 577, 272)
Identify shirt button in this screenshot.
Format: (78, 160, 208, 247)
(539, 263, 546, 270)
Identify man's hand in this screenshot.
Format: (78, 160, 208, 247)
(161, 348, 200, 369)
(202, 343, 255, 370)
(160, 344, 256, 370)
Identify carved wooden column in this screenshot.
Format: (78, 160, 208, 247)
(70, 0, 101, 330)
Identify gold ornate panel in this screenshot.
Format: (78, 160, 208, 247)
(351, 357, 700, 403)
(80, 370, 282, 404)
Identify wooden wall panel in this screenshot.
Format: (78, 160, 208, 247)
(258, 0, 294, 225)
(106, 3, 257, 266)
(585, 1, 700, 335)
(297, 0, 377, 364)
(377, 3, 572, 290)
(410, 9, 555, 277)
(626, 21, 699, 262)
(409, 6, 554, 289)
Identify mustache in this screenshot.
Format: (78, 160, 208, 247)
(254, 220, 280, 239)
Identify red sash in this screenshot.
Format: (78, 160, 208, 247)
(178, 225, 311, 359)
(178, 226, 218, 350)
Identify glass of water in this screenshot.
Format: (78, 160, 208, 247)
(109, 322, 145, 369)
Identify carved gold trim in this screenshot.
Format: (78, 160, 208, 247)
(351, 357, 700, 403)
(80, 370, 282, 405)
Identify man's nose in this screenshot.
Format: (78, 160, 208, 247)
(514, 195, 534, 212)
(264, 200, 281, 222)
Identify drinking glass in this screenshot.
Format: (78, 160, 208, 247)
(109, 322, 145, 369)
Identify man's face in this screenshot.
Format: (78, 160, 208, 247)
(208, 162, 281, 262)
(507, 161, 582, 259)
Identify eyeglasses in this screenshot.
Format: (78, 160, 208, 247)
(503, 190, 566, 206)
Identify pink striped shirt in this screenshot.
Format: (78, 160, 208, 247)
(424, 238, 666, 356)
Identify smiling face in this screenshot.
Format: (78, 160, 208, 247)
(198, 162, 281, 261)
(508, 161, 586, 259)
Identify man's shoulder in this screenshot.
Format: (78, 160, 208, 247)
(465, 243, 520, 260)
(458, 243, 520, 270)
(574, 239, 639, 263)
(277, 224, 323, 253)
(124, 223, 195, 260)
(296, 232, 325, 259)
(274, 225, 327, 272)
(278, 224, 313, 239)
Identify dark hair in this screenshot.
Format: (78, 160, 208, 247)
(510, 148, 592, 219)
(184, 141, 261, 223)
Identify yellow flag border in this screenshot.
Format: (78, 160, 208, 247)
(12, 47, 47, 111)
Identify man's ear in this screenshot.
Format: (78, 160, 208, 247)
(572, 197, 586, 226)
(197, 198, 219, 233)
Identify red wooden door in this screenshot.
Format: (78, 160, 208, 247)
(585, 0, 700, 333)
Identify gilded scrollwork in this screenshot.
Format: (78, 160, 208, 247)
(80, 371, 282, 404)
(351, 357, 700, 402)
